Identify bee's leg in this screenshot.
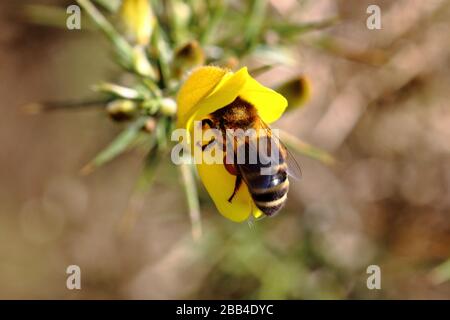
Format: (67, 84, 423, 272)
(196, 118, 218, 151)
(200, 138, 217, 151)
(228, 175, 242, 203)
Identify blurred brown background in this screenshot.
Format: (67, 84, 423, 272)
(0, 0, 449, 299)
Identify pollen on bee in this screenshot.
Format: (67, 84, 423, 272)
(232, 106, 248, 120)
(210, 97, 258, 129)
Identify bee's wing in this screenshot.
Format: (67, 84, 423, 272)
(258, 119, 302, 180)
(224, 128, 274, 189)
(223, 119, 302, 182)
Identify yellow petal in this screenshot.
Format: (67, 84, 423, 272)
(252, 208, 264, 219)
(197, 162, 253, 222)
(240, 76, 288, 124)
(185, 67, 249, 132)
(176, 66, 227, 128)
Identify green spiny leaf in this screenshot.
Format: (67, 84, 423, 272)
(81, 117, 148, 174)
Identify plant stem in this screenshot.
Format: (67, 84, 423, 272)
(77, 0, 133, 67)
(179, 161, 202, 241)
(244, 0, 267, 52)
(200, 1, 226, 45)
(21, 98, 108, 114)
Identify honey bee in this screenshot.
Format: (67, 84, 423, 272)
(200, 96, 301, 217)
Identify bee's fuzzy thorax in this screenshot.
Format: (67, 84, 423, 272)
(210, 97, 258, 130)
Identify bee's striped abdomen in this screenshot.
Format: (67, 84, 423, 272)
(239, 152, 289, 216)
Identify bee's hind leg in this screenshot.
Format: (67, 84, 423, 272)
(228, 175, 242, 203)
(200, 138, 217, 151)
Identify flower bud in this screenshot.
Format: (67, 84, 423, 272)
(159, 98, 177, 116)
(172, 1, 191, 29)
(95, 83, 142, 100)
(172, 40, 205, 78)
(143, 118, 156, 133)
(106, 99, 137, 121)
(222, 56, 239, 70)
(276, 76, 311, 111)
(132, 46, 157, 78)
(120, 0, 155, 46)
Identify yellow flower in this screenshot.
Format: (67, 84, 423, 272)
(120, 0, 155, 46)
(177, 66, 288, 222)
